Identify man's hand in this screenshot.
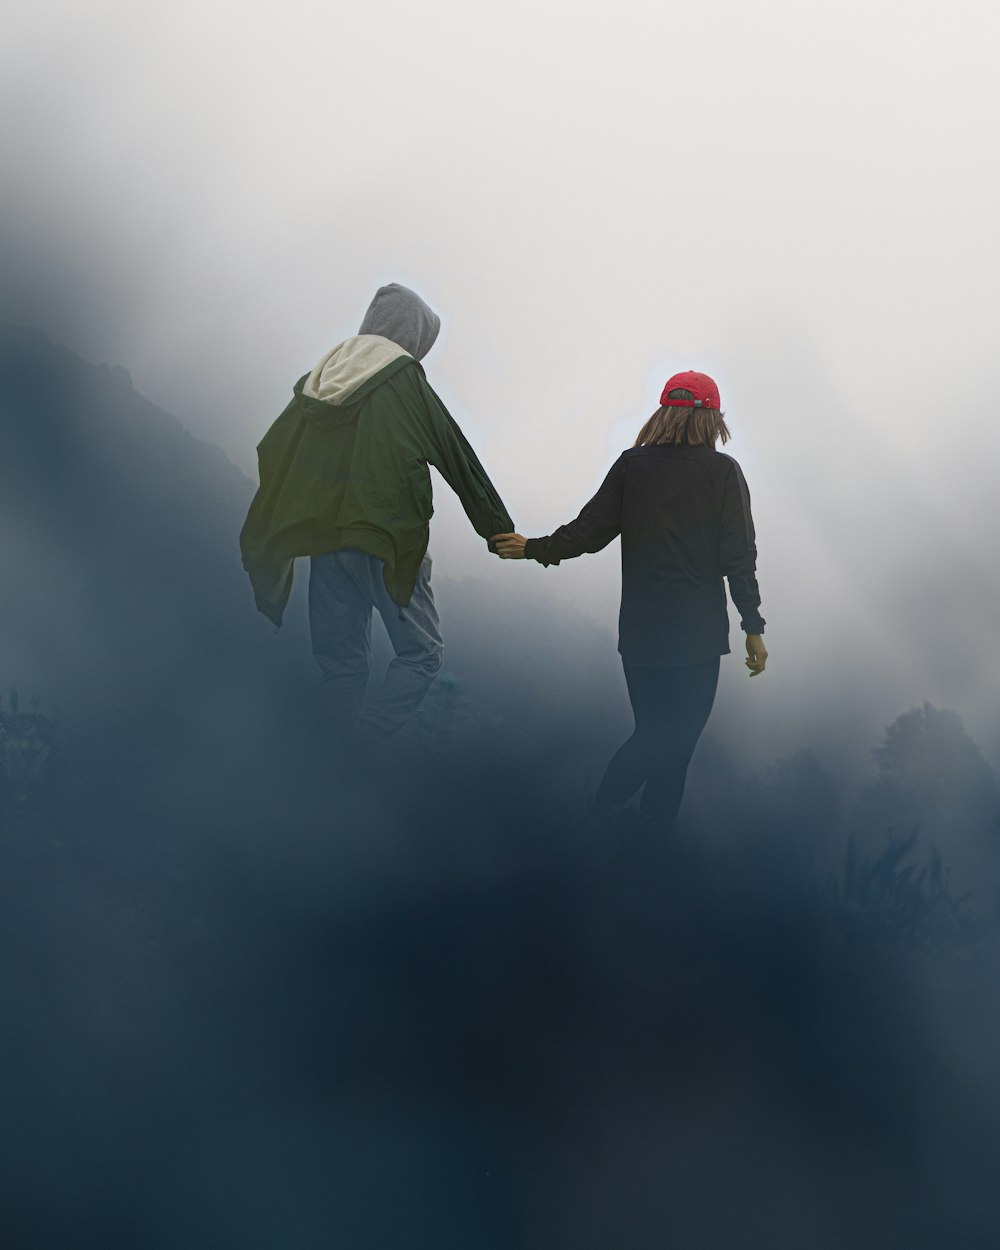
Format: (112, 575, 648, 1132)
(490, 533, 528, 560)
(745, 633, 767, 677)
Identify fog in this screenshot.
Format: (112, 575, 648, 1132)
(3, 6, 1000, 1244)
(4, 0, 999, 771)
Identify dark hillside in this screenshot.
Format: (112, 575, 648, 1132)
(0, 324, 320, 746)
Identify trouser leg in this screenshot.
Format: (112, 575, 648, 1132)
(307, 551, 373, 734)
(595, 685, 656, 810)
(361, 552, 444, 736)
(595, 657, 720, 829)
(636, 659, 719, 825)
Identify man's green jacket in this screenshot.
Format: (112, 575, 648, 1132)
(239, 336, 514, 626)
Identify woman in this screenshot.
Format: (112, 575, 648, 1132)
(491, 370, 767, 830)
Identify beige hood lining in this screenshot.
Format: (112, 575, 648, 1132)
(302, 335, 410, 405)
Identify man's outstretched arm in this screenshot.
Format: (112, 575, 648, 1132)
(418, 376, 514, 547)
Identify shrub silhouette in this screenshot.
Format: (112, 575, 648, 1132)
(835, 827, 988, 957)
(0, 687, 56, 803)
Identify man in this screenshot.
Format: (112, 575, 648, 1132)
(239, 283, 514, 739)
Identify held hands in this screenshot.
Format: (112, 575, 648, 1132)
(745, 633, 768, 677)
(490, 533, 528, 560)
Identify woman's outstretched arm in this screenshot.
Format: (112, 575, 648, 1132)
(491, 454, 627, 564)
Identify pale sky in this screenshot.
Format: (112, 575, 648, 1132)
(3, 0, 999, 768)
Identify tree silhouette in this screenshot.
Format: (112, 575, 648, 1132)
(855, 703, 1000, 899)
(873, 702, 996, 810)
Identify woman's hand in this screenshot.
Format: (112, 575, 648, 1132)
(490, 533, 528, 560)
(745, 633, 768, 676)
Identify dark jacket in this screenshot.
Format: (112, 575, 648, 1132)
(524, 443, 765, 667)
(239, 342, 513, 625)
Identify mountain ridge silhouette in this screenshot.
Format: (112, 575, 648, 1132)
(0, 323, 308, 718)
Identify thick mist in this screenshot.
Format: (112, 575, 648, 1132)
(3, 1, 1000, 774)
(4, 1, 1000, 1244)
(3, 329, 1000, 1248)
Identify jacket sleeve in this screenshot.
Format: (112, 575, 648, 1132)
(524, 455, 626, 566)
(419, 379, 515, 544)
(719, 459, 766, 634)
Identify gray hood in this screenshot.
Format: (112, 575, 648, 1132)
(358, 283, 440, 361)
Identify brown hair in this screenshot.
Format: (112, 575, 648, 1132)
(633, 388, 731, 448)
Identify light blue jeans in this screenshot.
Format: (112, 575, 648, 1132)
(308, 549, 444, 736)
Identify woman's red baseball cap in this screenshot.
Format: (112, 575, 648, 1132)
(660, 370, 721, 410)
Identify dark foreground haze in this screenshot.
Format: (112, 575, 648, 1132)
(3, 327, 1000, 1248)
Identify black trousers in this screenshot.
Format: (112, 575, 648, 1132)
(595, 656, 721, 828)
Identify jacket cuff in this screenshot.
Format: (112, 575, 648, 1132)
(524, 537, 559, 566)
